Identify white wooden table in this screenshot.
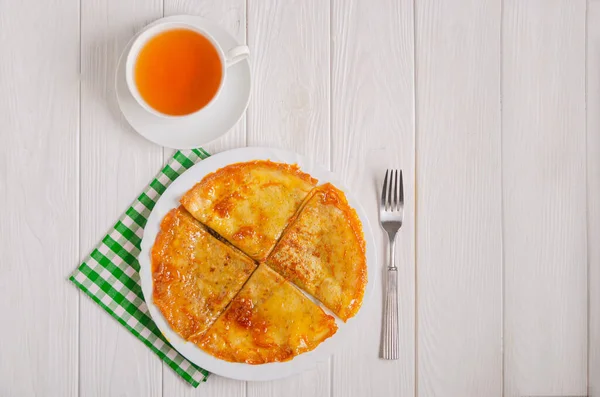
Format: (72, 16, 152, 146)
(1, 1, 598, 396)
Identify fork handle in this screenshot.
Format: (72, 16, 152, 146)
(382, 267, 399, 359)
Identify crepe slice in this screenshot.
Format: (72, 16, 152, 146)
(195, 264, 337, 364)
(266, 183, 367, 321)
(180, 160, 317, 261)
(152, 207, 256, 340)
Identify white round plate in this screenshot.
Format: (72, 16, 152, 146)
(139, 147, 377, 381)
(116, 15, 251, 149)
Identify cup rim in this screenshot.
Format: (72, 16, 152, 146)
(125, 21, 226, 119)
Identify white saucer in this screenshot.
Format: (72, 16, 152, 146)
(116, 15, 251, 149)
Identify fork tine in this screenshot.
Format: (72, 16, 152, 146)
(381, 170, 389, 210)
(393, 169, 398, 211)
(388, 169, 394, 212)
(399, 170, 404, 208)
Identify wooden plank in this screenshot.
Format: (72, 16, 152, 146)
(587, 1, 599, 396)
(246, 0, 329, 158)
(246, 1, 330, 396)
(79, 2, 163, 396)
(502, 1, 587, 395)
(0, 1, 79, 396)
(162, 0, 247, 394)
(330, 1, 414, 397)
(414, 1, 503, 396)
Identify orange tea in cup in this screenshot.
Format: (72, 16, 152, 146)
(134, 28, 223, 116)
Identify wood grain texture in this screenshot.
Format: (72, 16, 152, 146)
(247, 0, 329, 164)
(79, 1, 163, 395)
(502, 1, 588, 396)
(587, 1, 599, 395)
(162, 0, 247, 394)
(1, 1, 596, 395)
(415, 1, 503, 396)
(0, 1, 79, 396)
(246, 1, 330, 396)
(330, 0, 415, 396)
(247, 361, 330, 397)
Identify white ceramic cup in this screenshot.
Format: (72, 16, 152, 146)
(125, 21, 249, 119)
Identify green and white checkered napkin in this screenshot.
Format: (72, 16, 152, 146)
(69, 148, 212, 388)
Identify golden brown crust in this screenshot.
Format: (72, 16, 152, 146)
(266, 183, 367, 321)
(186, 160, 318, 193)
(195, 264, 338, 364)
(319, 183, 366, 258)
(152, 207, 256, 340)
(180, 160, 318, 261)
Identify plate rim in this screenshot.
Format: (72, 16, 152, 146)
(139, 147, 377, 381)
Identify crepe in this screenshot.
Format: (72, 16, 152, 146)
(195, 264, 337, 364)
(266, 183, 367, 321)
(180, 160, 317, 261)
(152, 207, 256, 340)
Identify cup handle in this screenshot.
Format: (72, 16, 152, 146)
(225, 45, 250, 68)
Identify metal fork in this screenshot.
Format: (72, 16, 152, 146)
(380, 169, 403, 360)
